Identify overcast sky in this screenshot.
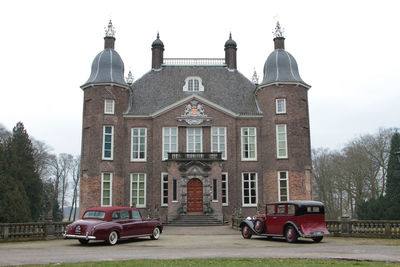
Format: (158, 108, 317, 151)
(1, 0, 399, 156)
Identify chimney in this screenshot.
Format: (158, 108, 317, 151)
(151, 33, 164, 70)
(104, 20, 116, 49)
(224, 33, 237, 70)
(274, 37, 285, 50)
(273, 21, 285, 50)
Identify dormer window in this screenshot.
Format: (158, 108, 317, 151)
(183, 77, 204, 92)
(189, 79, 199, 91)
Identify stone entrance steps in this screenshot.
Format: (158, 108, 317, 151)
(167, 214, 224, 226)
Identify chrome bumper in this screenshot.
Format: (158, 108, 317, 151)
(63, 233, 96, 240)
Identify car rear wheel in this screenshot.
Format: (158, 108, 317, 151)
(78, 239, 89, 245)
(150, 227, 160, 240)
(254, 219, 265, 234)
(106, 230, 118, 246)
(312, 236, 323, 243)
(241, 225, 252, 239)
(285, 226, 298, 243)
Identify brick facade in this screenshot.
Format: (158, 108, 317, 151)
(79, 25, 313, 222)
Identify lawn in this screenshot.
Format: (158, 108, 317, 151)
(31, 258, 397, 266)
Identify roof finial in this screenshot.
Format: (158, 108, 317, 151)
(251, 68, 259, 85)
(273, 21, 285, 38)
(105, 20, 115, 38)
(126, 70, 134, 85)
(229, 32, 232, 39)
(157, 32, 160, 39)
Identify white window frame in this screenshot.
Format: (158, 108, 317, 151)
(211, 127, 227, 160)
(242, 172, 258, 207)
(278, 171, 289, 201)
(276, 98, 286, 114)
(102, 125, 114, 160)
(212, 178, 218, 202)
(172, 179, 178, 202)
(161, 173, 168, 207)
(187, 127, 202, 152)
(101, 172, 113, 207)
(241, 127, 257, 161)
(104, 99, 115, 114)
(130, 173, 146, 208)
(183, 76, 204, 92)
(222, 172, 228, 206)
(131, 128, 147, 162)
(276, 124, 288, 159)
(162, 127, 178, 160)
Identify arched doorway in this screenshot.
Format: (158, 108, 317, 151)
(187, 178, 203, 213)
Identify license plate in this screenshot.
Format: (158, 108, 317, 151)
(312, 231, 323, 235)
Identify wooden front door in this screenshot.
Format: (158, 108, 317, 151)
(187, 178, 203, 213)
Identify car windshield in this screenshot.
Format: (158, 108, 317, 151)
(83, 210, 106, 219)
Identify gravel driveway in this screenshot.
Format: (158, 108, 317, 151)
(0, 226, 399, 265)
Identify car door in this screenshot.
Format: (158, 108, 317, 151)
(120, 209, 134, 237)
(266, 204, 286, 235)
(131, 209, 149, 235)
(111, 210, 131, 237)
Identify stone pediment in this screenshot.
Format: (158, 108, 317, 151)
(178, 161, 211, 174)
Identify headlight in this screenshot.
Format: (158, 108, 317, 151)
(252, 216, 257, 220)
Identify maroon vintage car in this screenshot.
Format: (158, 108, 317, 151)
(240, 201, 329, 243)
(63, 206, 163, 245)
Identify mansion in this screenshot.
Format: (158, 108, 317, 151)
(79, 21, 313, 222)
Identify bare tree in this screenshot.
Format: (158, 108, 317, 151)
(50, 153, 74, 220)
(357, 128, 395, 197)
(68, 156, 80, 221)
(312, 128, 396, 219)
(31, 139, 53, 181)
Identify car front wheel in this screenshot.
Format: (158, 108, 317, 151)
(151, 227, 160, 240)
(312, 236, 323, 243)
(241, 225, 252, 239)
(106, 230, 118, 245)
(78, 239, 89, 245)
(254, 219, 265, 234)
(285, 226, 298, 243)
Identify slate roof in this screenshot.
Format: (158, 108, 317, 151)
(126, 66, 261, 116)
(81, 48, 128, 88)
(261, 49, 309, 87)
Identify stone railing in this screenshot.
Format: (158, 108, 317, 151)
(163, 58, 226, 66)
(0, 221, 70, 241)
(231, 216, 400, 239)
(168, 152, 223, 161)
(327, 218, 400, 238)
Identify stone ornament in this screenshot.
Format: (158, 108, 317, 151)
(177, 101, 212, 125)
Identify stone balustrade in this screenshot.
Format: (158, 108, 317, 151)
(0, 221, 70, 241)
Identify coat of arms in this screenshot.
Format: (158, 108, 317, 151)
(178, 101, 212, 125)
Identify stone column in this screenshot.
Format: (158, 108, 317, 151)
(340, 216, 351, 236)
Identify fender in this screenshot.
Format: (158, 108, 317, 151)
(284, 221, 304, 237)
(239, 218, 255, 232)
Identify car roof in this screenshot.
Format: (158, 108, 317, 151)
(84, 206, 138, 212)
(267, 201, 324, 207)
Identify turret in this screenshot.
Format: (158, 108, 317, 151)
(81, 20, 128, 89)
(152, 33, 164, 70)
(224, 33, 237, 70)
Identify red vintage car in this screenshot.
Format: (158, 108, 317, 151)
(63, 206, 163, 245)
(240, 201, 329, 243)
